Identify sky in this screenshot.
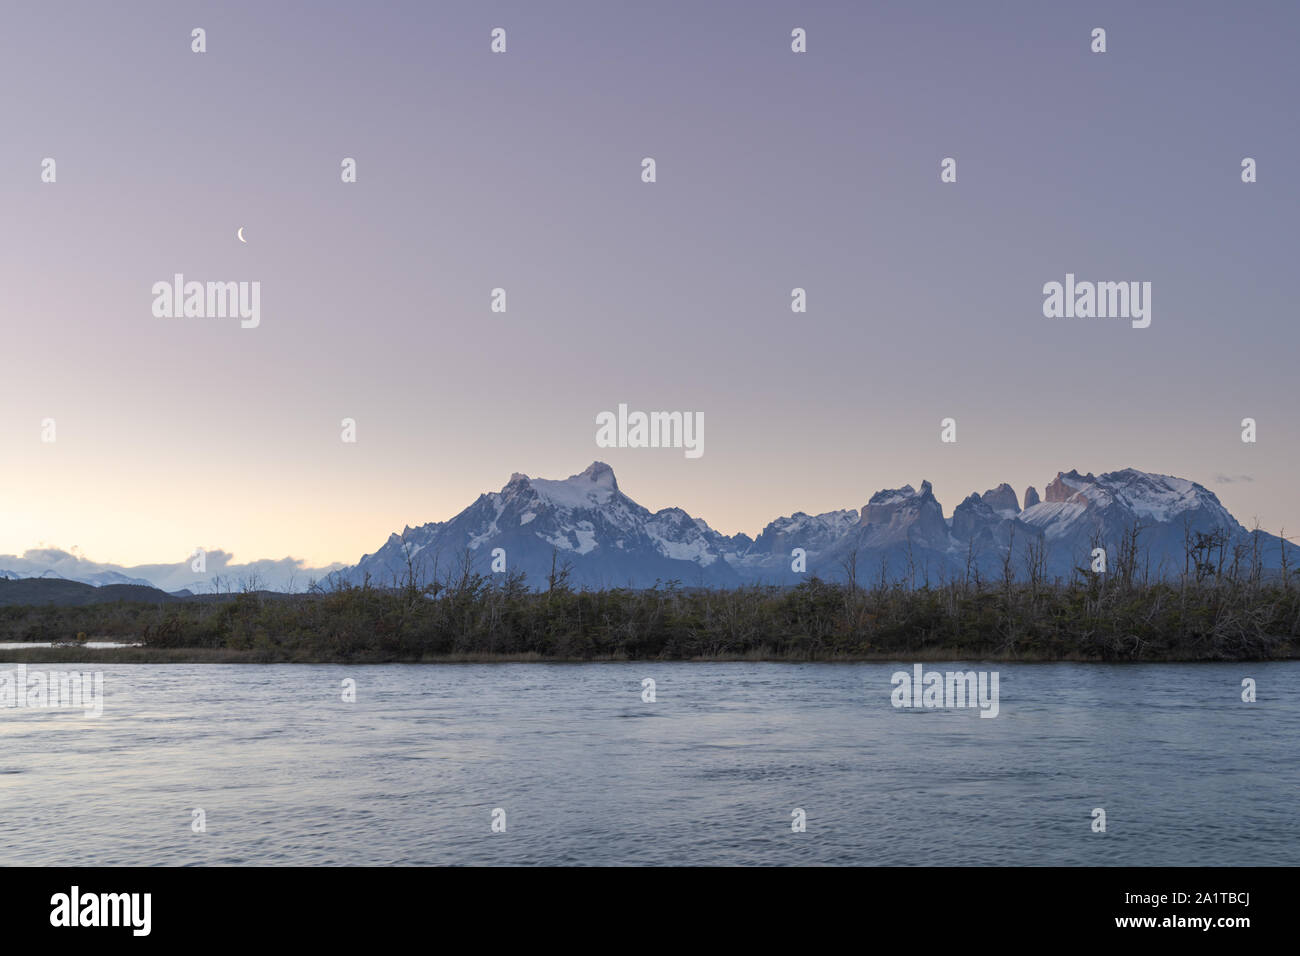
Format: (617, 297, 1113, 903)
(1, 0, 1296, 571)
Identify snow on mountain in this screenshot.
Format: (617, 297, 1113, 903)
(79, 569, 159, 587)
(1020, 500, 1088, 540)
(349, 462, 742, 590)
(0, 551, 156, 588)
(725, 508, 860, 582)
(1014, 468, 1256, 577)
(6, 464, 1291, 595)
(859, 480, 949, 550)
(343, 463, 1294, 590)
(1021, 469, 1237, 538)
(0, 548, 342, 593)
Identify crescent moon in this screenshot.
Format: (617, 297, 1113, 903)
(237, 227, 246, 243)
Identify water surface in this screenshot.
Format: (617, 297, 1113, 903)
(0, 661, 1292, 865)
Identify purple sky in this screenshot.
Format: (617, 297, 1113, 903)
(1, 0, 1295, 568)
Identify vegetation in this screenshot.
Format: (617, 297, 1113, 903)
(1, 532, 1297, 662)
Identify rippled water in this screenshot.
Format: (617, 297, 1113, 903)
(0, 661, 1294, 865)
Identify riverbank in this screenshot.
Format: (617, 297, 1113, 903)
(2, 573, 1296, 663)
(2, 642, 1294, 665)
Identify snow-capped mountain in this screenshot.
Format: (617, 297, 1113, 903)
(345, 462, 1297, 590)
(1016, 468, 1251, 578)
(349, 462, 744, 589)
(6, 463, 1293, 594)
(724, 507, 859, 581)
(0, 548, 343, 594)
(0, 554, 156, 588)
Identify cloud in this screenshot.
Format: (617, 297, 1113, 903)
(0, 548, 344, 593)
(1214, 474, 1255, 484)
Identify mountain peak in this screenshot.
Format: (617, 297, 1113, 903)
(578, 461, 618, 491)
(867, 482, 928, 507)
(1045, 471, 1092, 503)
(504, 461, 622, 512)
(859, 479, 948, 547)
(981, 483, 1021, 517)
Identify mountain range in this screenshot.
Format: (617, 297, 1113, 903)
(4, 462, 1295, 594)
(344, 462, 1296, 590)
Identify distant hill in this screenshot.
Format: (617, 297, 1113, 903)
(0, 577, 180, 607)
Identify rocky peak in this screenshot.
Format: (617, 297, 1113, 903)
(859, 480, 948, 548)
(951, 492, 998, 541)
(1044, 470, 1095, 504)
(981, 483, 1020, 516)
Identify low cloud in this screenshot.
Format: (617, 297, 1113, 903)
(0, 548, 345, 593)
